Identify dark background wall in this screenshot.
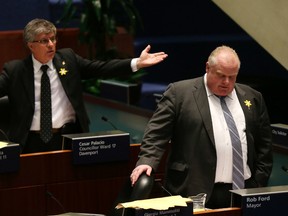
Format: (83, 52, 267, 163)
(132, 0, 288, 124)
(0, 0, 50, 31)
(133, 0, 288, 82)
(0, 0, 287, 124)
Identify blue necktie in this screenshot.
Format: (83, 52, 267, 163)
(219, 96, 245, 189)
(40, 65, 53, 143)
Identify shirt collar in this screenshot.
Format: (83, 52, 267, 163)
(32, 55, 54, 73)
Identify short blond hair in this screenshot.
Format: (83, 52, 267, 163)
(207, 45, 241, 70)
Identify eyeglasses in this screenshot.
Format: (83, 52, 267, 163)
(32, 37, 57, 45)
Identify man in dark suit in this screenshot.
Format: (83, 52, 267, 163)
(0, 18, 168, 154)
(130, 45, 273, 209)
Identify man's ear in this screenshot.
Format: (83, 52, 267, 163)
(205, 62, 210, 73)
(27, 42, 33, 51)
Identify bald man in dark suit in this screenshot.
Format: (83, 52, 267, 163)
(130, 45, 273, 209)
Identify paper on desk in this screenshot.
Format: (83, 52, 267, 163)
(0, 141, 8, 149)
(116, 195, 192, 210)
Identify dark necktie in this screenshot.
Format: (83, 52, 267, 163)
(219, 96, 245, 189)
(40, 65, 53, 143)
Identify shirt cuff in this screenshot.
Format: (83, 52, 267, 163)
(131, 58, 139, 72)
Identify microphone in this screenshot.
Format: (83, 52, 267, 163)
(0, 128, 9, 141)
(101, 116, 136, 143)
(282, 166, 288, 173)
(46, 191, 66, 213)
(155, 179, 173, 196)
(101, 116, 118, 130)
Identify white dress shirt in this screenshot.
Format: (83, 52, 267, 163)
(204, 74, 251, 183)
(30, 56, 76, 130)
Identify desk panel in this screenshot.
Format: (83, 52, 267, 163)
(0, 149, 134, 215)
(0, 145, 242, 216)
(0, 145, 165, 216)
(0, 185, 46, 215)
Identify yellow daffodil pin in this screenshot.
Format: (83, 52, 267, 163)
(244, 100, 252, 109)
(59, 68, 68, 76)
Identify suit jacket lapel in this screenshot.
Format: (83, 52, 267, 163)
(193, 77, 215, 146)
(235, 84, 253, 131)
(53, 53, 70, 94)
(22, 56, 35, 107)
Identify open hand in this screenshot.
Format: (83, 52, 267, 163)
(137, 45, 168, 69)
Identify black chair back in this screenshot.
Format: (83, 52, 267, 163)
(109, 174, 155, 216)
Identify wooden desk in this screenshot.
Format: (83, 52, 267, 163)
(0, 145, 242, 216)
(195, 208, 241, 216)
(0, 145, 143, 216)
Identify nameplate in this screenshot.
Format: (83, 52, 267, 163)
(62, 130, 130, 165)
(0, 142, 20, 173)
(231, 185, 288, 215)
(271, 123, 288, 147)
(135, 202, 193, 216)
